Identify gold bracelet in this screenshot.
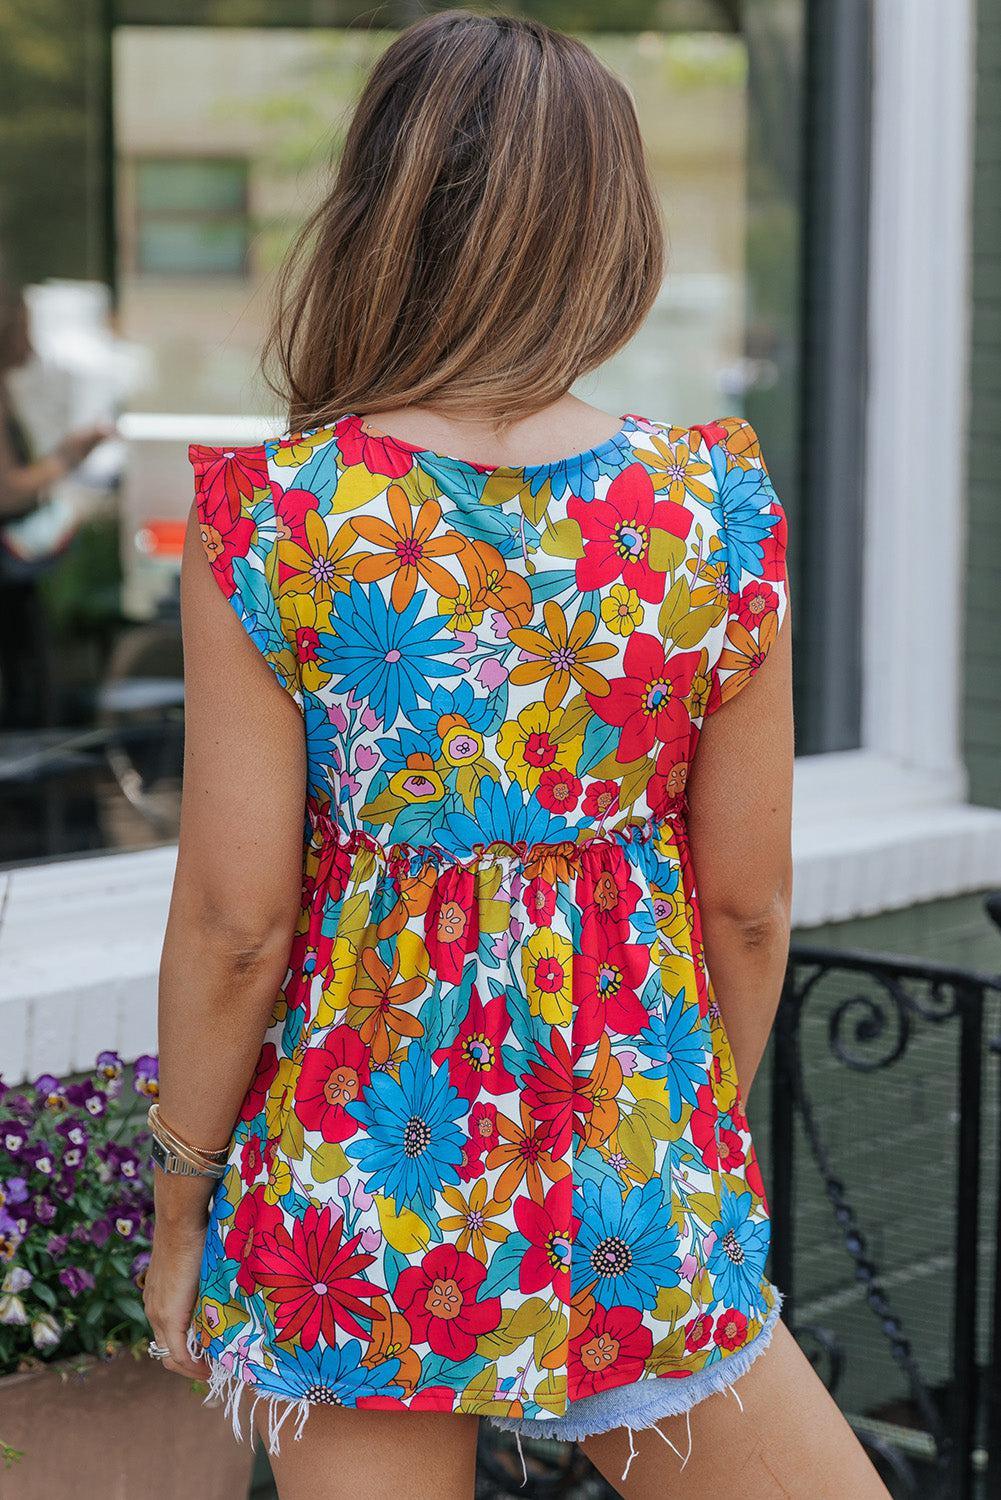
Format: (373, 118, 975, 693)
(147, 1104, 230, 1168)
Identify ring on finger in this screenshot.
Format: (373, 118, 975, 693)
(147, 1340, 171, 1360)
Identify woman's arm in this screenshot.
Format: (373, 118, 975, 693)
(685, 610, 794, 1102)
(143, 501, 305, 1377)
(0, 414, 112, 517)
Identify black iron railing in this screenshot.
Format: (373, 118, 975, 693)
(768, 928, 1001, 1500)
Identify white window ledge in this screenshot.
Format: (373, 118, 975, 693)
(2, 750, 1001, 1083)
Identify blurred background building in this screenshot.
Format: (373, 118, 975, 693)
(0, 2, 999, 1495)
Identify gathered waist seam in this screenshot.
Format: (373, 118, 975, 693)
(305, 804, 686, 875)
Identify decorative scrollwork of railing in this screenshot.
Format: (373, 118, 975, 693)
(771, 927, 1001, 1500)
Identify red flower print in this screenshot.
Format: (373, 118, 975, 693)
(424, 866, 478, 984)
(336, 414, 414, 478)
(468, 1101, 499, 1156)
(433, 986, 515, 1102)
(578, 852, 641, 929)
(691, 1083, 726, 1170)
(537, 767, 582, 813)
(521, 1029, 591, 1159)
(647, 740, 689, 819)
(581, 779, 620, 821)
(713, 1308, 748, 1351)
(272, 486, 319, 551)
(684, 1311, 713, 1351)
(253, 1203, 384, 1346)
(239, 1132, 267, 1185)
(223, 1187, 284, 1295)
(192, 453, 258, 598)
(744, 1143, 767, 1203)
(514, 1177, 575, 1304)
(569, 463, 693, 604)
(524, 877, 556, 928)
(573, 934, 651, 1047)
(587, 633, 700, 764)
(718, 1125, 745, 1172)
(761, 501, 787, 582)
(240, 1042, 278, 1122)
(190, 442, 268, 525)
(394, 1244, 502, 1361)
(734, 579, 780, 633)
(294, 1026, 370, 1142)
(569, 1304, 653, 1399)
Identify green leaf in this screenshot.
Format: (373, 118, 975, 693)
(540, 517, 585, 559)
(670, 605, 720, 649)
(647, 529, 686, 574)
(310, 1141, 350, 1182)
(617, 1110, 656, 1178)
(533, 1368, 566, 1415)
(658, 576, 691, 638)
(633, 1097, 685, 1142)
(533, 1306, 568, 1371)
(477, 1297, 551, 1359)
(653, 1285, 692, 1323)
(457, 1360, 500, 1413)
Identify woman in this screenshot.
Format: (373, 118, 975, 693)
(145, 12, 889, 1498)
(0, 285, 111, 727)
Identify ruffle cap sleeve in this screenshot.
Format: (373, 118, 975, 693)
(696, 418, 789, 717)
(187, 440, 304, 711)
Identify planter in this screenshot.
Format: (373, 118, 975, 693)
(0, 1350, 254, 1500)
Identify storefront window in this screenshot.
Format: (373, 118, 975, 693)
(0, 3, 817, 864)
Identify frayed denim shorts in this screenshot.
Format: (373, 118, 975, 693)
(488, 1289, 783, 1481)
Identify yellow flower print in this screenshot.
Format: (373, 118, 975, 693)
(508, 602, 617, 711)
(263, 1154, 292, 1205)
(264, 1056, 301, 1138)
(313, 936, 359, 1027)
(351, 485, 463, 612)
(641, 435, 713, 506)
(438, 584, 484, 632)
(689, 541, 730, 618)
(496, 703, 584, 792)
(600, 584, 643, 637)
(277, 592, 334, 692)
(715, 416, 762, 469)
(439, 1178, 510, 1262)
(686, 650, 713, 720)
(522, 928, 573, 1027)
(278, 510, 358, 604)
(271, 428, 337, 467)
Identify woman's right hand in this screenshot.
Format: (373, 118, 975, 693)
(143, 1198, 212, 1380)
(55, 421, 115, 472)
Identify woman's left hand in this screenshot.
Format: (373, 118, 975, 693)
(143, 1207, 211, 1379)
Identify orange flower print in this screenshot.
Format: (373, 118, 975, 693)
(278, 510, 358, 604)
(352, 485, 463, 611)
(348, 945, 427, 1064)
(509, 602, 617, 711)
(642, 434, 714, 507)
(487, 1100, 570, 1204)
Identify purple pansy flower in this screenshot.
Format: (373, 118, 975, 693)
(132, 1055, 159, 1099)
(58, 1266, 96, 1298)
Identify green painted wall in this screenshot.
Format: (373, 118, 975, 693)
(793, 888, 1001, 974)
(964, 0, 1001, 808)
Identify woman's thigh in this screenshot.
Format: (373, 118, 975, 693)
(258, 1404, 480, 1500)
(581, 1319, 892, 1500)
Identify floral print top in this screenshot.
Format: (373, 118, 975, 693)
(187, 410, 789, 1423)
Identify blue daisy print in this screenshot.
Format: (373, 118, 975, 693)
(345, 1048, 467, 1212)
(706, 442, 782, 591)
(573, 1178, 681, 1311)
(637, 987, 707, 1122)
(437, 776, 574, 857)
(247, 1339, 403, 1405)
(317, 582, 463, 728)
(706, 1188, 771, 1316)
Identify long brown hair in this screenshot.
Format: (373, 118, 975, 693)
(263, 9, 664, 432)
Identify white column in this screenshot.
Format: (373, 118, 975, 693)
(862, 0, 976, 788)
